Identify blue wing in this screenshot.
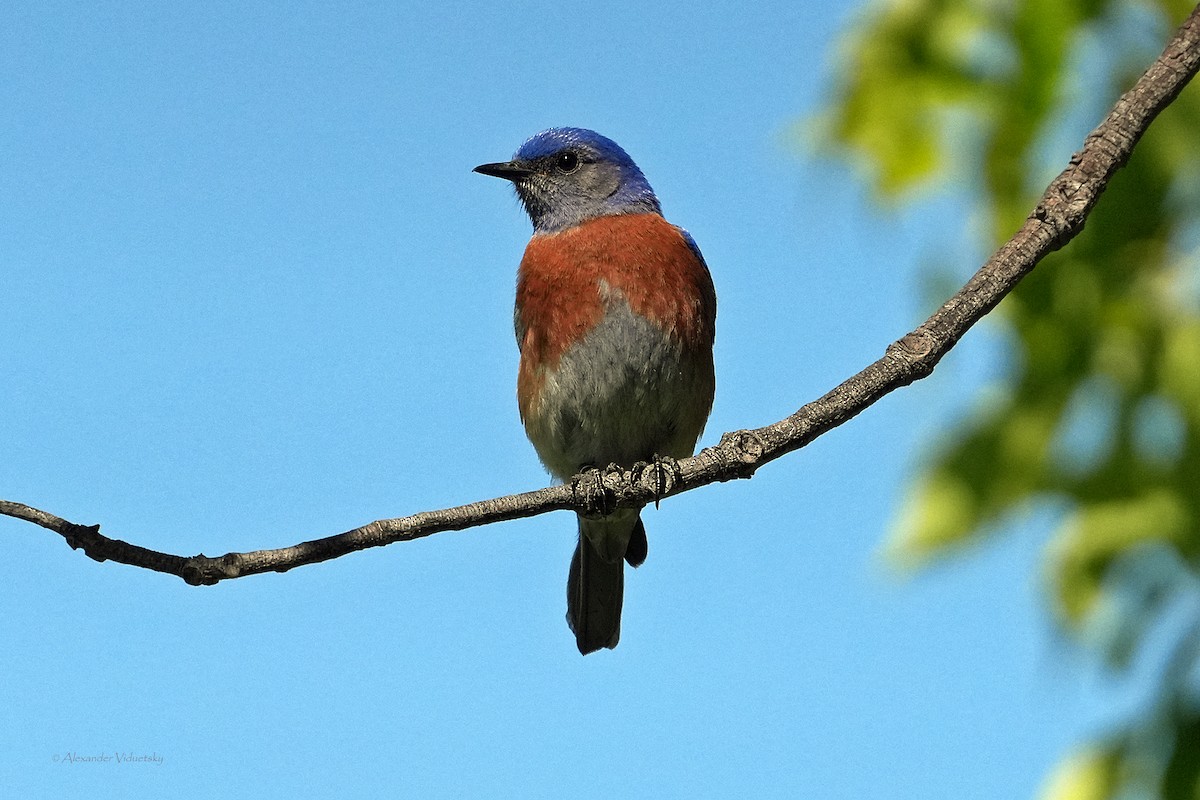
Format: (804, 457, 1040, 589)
(677, 227, 710, 271)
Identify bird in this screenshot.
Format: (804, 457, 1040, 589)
(474, 127, 716, 654)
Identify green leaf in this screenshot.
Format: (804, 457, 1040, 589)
(1039, 746, 1121, 800)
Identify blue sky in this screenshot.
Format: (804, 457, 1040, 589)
(0, 1, 1125, 797)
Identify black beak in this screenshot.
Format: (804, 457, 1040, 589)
(473, 161, 533, 181)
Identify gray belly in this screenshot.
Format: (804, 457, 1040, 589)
(525, 298, 711, 480)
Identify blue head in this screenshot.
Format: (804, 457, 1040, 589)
(474, 127, 661, 233)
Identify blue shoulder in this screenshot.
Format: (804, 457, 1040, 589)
(677, 227, 710, 270)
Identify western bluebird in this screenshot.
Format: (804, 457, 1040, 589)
(475, 128, 716, 654)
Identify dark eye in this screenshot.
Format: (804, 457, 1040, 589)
(555, 151, 580, 173)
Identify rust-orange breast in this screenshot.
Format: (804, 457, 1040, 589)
(514, 212, 716, 421)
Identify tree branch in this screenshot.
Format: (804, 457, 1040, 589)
(4, 5, 1200, 585)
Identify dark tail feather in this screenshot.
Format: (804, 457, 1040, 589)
(624, 517, 647, 568)
(567, 529, 625, 655)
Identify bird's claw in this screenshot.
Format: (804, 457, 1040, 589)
(633, 455, 683, 509)
(572, 464, 622, 519)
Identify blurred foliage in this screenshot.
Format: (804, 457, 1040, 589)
(817, 0, 1200, 797)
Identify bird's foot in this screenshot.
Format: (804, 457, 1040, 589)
(572, 463, 623, 519)
(632, 455, 683, 509)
